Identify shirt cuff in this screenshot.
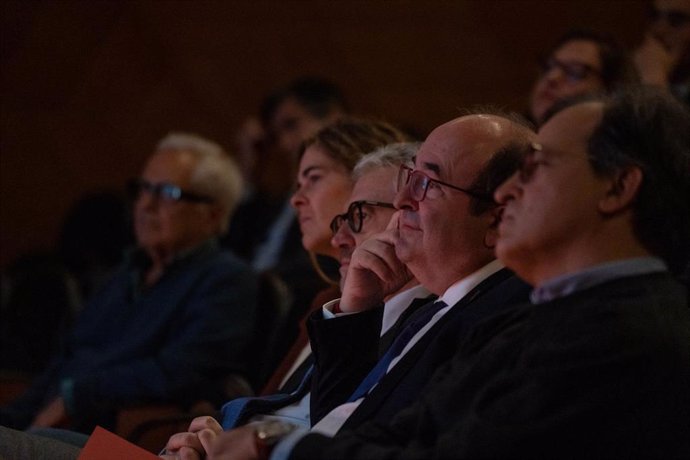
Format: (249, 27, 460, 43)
(322, 298, 359, 319)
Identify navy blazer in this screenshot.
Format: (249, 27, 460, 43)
(308, 268, 530, 428)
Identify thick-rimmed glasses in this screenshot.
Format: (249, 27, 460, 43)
(127, 178, 214, 203)
(397, 164, 491, 202)
(330, 200, 395, 235)
(539, 57, 601, 83)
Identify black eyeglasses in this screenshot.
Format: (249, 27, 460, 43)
(127, 178, 214, 204)
(330, 200, 395, 235)
(649, 6, 690, 28)
(397, 164, 491, 202)
(539, 57, 601, 83)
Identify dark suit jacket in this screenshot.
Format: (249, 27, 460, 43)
(307, 294, 434, 423)
(292, 272, 690, 460)
(307, 268, 530, 426)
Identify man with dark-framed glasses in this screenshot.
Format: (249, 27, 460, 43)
(329, 200, 395, 236)
(302, 112, 534, 437)
(0, 132, 258, 436)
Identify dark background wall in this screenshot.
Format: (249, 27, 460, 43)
(1, 0, 647, 269)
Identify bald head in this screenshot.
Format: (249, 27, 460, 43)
(412, 115, 534, 203)
(394, 112, 535, 294)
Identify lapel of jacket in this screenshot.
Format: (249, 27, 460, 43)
(341, 268, 518, 430)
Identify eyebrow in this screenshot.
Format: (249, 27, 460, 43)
(300, 165, 325, 178)
(421, 161, 441, 176)
(412, 155, 442, 177)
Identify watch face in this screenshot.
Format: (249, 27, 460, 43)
(255, 420, 297, 445)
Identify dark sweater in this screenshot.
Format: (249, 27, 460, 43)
(293, 272, 690, 459)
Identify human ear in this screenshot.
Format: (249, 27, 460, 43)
(598, 165, 643, 215)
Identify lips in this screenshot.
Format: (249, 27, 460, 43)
(497, 212, 514, 235)
(297, 215, 312, 229)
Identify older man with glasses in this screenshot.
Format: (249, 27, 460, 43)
(0, 133, 258, 437)
(303, 113, 534, 436)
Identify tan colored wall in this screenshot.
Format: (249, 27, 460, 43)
(0, 0, 647, 268)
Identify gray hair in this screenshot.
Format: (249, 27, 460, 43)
(352, 142, 420, 181)
(156, 132, 243, 234)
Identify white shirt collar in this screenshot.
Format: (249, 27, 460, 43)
(438, 259, 504, 308)
(322, 284, 431, 337)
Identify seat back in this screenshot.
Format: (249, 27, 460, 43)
(244, 271, 293, 391)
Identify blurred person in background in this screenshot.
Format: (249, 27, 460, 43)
(222, 78, 350, 381)
(0, 133, 258, 435)
(529, 29, 638, 125)
(634, 0, 690, 104)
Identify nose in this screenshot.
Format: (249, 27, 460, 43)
(290, 186, 306, 209)
(135, 187, 159, 211)
(543, 64, 566, 85)
(394, 179, 418, 211)
(494, 171, 521, 205)
(331, 219, 355, 251)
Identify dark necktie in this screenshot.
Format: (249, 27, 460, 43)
(347, 300, 448, 402)
(221, 364, 314, 429)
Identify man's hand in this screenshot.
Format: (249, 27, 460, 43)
(634, 34, 679, 87)
(31, 397, 69, 428)
(160, 416, 223, 459)
(207, 425, 263, 460)
(340, 212, 412, 312)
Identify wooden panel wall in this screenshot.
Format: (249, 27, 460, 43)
(0, 0, 647, 268)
